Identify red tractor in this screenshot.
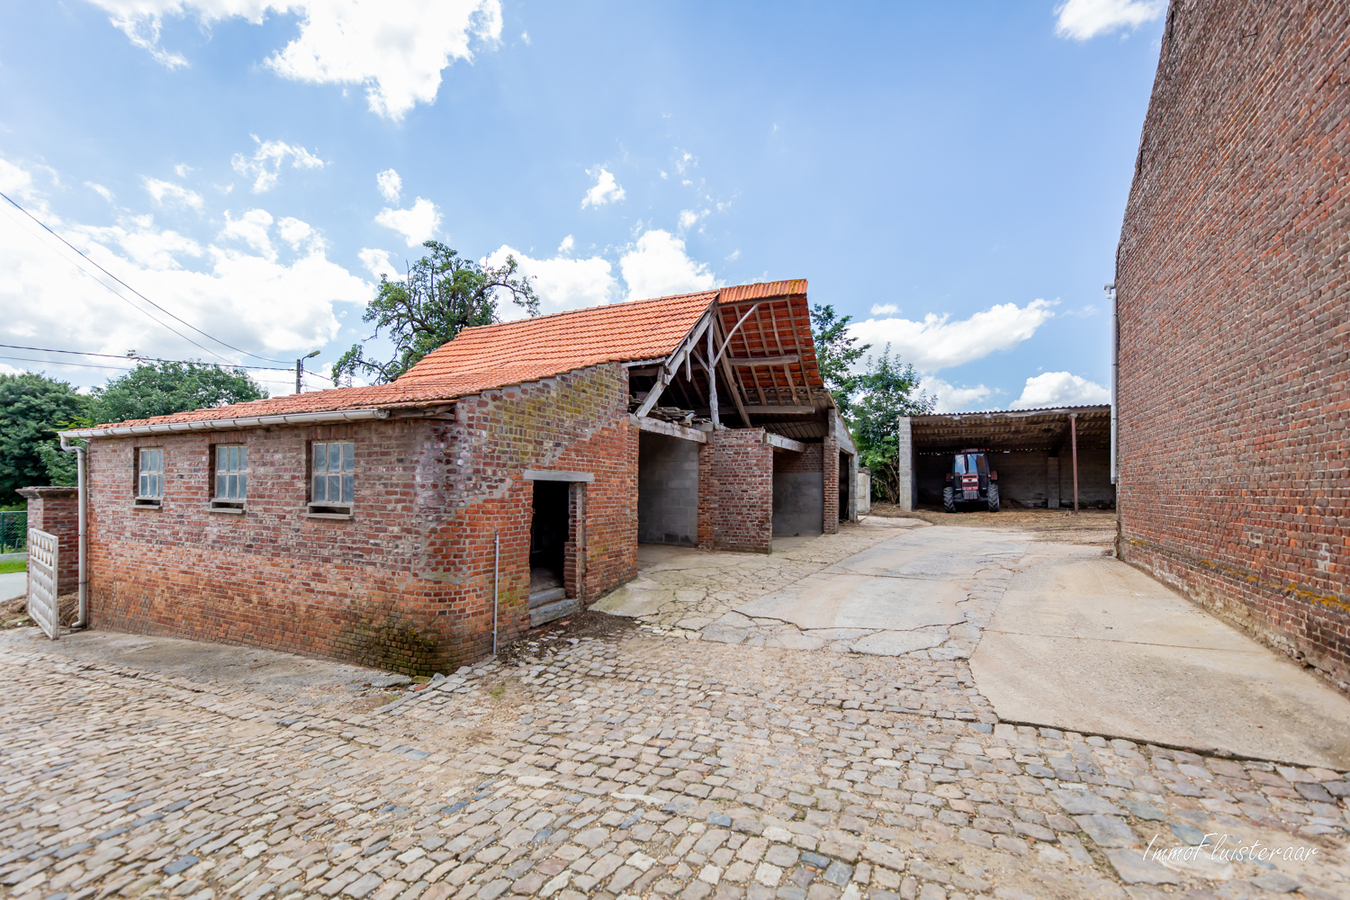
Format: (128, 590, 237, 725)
(943, 449, 1000, 513)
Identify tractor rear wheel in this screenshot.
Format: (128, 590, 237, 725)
(988, 482, 1000, 512)
(943, 487, 956, 513)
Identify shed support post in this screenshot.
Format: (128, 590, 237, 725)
(1070, 412, 1079, 514)
(705, 325, 719, 428)
(897, 416, 914, 511)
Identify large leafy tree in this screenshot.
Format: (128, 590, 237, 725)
(334, 241, 540, 384)
(851, 348, 934, 503)
(810, 303, 869, 416)
(86, 360, 267, 425)
(0, 373, 89, 502)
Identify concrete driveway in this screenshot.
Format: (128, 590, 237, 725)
(600, 514, 1350, 769)
(0, 570, 25, 601)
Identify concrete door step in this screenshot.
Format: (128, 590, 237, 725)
(530, 597, 579, 627)
(528, 586, 567, 609)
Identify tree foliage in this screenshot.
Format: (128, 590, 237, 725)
(85, 360, 267, 425)
(810, 303, 869, 417)
(0, 373, 89, 502)
(850, 347, 935, 503)
(334, 241, 540, 385)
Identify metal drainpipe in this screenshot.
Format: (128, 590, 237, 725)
(58, 435, 88, 629)
(492, 532, 500, 657)
(1107, 283, 1118, 485)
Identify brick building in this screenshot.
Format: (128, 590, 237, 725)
(1115, 3, 1349, 683)
(52, 281, 859, 673)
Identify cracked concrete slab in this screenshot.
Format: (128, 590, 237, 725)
(734, 574, 968, 631)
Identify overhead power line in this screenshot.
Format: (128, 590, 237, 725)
(0, 189, 295, 366)
(0, 342, 330, 380)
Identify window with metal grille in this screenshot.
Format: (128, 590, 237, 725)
(135, 448, 163, 507)
(309, 441, 354, 516)
(212, 445, 247, 510)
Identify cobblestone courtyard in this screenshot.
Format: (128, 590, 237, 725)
(2, 518, 1349, 900)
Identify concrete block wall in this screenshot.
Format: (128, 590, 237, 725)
(772, 444, 824, 537)
(637, 432, 699, 546)
(18, 486, 78, 594)
(698, 428, 773, 553)
(1115, 2, 1350, 683)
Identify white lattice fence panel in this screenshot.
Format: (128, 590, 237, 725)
(27, 528, 58, 640)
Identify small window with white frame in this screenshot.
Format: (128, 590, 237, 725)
(135, 448, 163, 507)
(309, 441, 354, 516)
(211, 444, 247, 511)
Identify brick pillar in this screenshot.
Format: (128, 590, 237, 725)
(17, 486, 78, 595)
(822, 434, 839, 535)
(698, 429, 772, 553)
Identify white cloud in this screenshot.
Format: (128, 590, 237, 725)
(0, 158, 370, 392)
(276, 216, 320, 252)
(848, 299, 1055, 373)
(376, 168, 402, 203)
(174, 163, 194, 178)
(86, 182, 115, 202)
(375, 197, 441, 247)
(0, 158, 37, 200)
(231, 136, 325, 193)
(358, 247, 400, 279)
(482, 244, 618, 320)
(88, 0, 503, 119)
(557, 234, 574, 253)
(1012, 372, 1110, 409)
(921, 378, 992, 414)
(870, 303, 898, 316)
(219, 208, 276, 260)
(619, 229, 719, 301)
(581, 167, 625, 208)
(143, 177, 204, 211)
(1054, 0, 1165, 40)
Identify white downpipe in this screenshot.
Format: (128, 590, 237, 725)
(1107, 283, 1118, 485)
(58, 434, 88, 629)
(492, 532, 500, 657)
(59, 407, 392, 440)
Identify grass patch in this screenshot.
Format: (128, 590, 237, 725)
(0, 560, 26, 575)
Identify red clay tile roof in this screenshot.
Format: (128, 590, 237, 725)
(82, 281, 808, 431)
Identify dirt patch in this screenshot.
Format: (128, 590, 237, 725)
(869, 503, 1117, 546)
(497, 609, 638, 664)
(1, 591, 79, 629)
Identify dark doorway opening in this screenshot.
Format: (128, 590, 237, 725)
(839, 451, 850, 521)
(530, 480, 570, 607)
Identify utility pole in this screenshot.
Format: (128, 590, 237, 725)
(1070, 412, 1080, 514)
(296, 350, 320, 393)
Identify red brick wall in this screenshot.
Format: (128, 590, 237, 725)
(775, 443, 823, 474)
(823, 435, 840, 535)
(83, 364, 639, 673)
(1115, 1, 1350, 684)
(19, 487, 78, 594)
(698, 428, 773, 553)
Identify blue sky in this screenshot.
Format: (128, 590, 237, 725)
(0, 0, 1167, 409)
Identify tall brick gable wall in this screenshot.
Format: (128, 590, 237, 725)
(1115, 2, 1350, 683)
(18, 486, 79, 595)
(81, 364, 638, 674)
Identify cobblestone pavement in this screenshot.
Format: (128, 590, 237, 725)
(3, 616, 1349, 900)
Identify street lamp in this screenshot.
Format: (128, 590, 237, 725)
(296, 350, 320, 393)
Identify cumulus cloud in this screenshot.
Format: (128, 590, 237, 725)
(143, 177, 204, 211)
(1012, 371, 1110, 409)
(231, 136, 325, 193)
(376, 168, 402, 203)
(375, 197, 441, 247)
(276, 216, 321, 252)
(482, 244, 618, 320)
(0, 158, 37, 199)
(581, 167, 625, 208)
(0, 158, 370, 392)
(870, 303, 898, 316)
(358, 247, 400, 279)
(847, 299, 1055, 373)
(87, 0, 503, 119)
(557, 234, 574, 253)
(1054, 0, 1165, 40)
(619, 229, 719, 301)
(921, 378, 992, 414)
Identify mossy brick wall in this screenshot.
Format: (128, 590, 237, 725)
(698, 428, 773, 553)
(82, 364, 640, 673)
(1115, 1, 1350, 684)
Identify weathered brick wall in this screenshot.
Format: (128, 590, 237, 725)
(1116, 1, 1350, 683)
(19, 486, 78, 594)
(698, 428, 773, 553)
(82, 363, 639, 674)
(822, 435, 840, 534)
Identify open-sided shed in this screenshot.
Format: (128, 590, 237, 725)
(896, 405, 1114, 510)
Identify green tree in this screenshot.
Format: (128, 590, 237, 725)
(810, 303, 869, 416)
(0, 373, 89, 502)
(334, 241, 540, 384)
(851, 347, 934, 504)
(85, 360, 267, 425)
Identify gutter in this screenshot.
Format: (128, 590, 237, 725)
(58, 434, 88, 629)
(59, 407, 392, 440)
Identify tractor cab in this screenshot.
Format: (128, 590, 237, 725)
(944, 449, 1000, 512)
